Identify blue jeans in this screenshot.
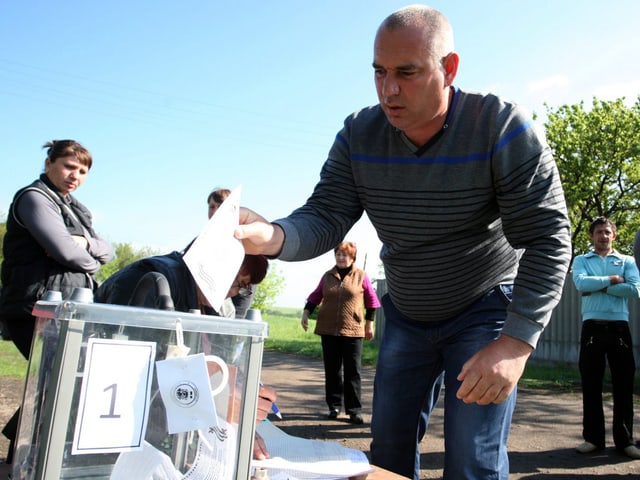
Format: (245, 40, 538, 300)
(370, 286, 516, 480)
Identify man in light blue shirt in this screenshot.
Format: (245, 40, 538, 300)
(573, 217, 640, 459)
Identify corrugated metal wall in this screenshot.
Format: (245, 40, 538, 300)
(374, 278, 640, 365)
(535, 279, 640, 364)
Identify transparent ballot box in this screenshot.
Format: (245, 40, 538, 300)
(13, 298, 267, 480)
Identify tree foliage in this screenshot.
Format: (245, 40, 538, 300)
(545, 96, 640, 261)
(96, 242, 157, 283)
(251, 262, 286, 311)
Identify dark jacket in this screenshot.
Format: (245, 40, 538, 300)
(94, 251, 202, 312)
(0, 175, 95, 317)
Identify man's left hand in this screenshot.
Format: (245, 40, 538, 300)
(253, 384, 277, 460)
(456, 334, 533, 405)
(256, 384, 277, 423)
(253, 432, 269, 460)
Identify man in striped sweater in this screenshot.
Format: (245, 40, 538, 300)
(236, 5, 571, 479)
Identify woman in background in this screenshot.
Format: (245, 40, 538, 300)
(301, 241, 380, 424)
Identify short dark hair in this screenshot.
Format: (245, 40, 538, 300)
(43, 139, 92, 169)
(240, 255, 269, 284)
(589, 216, 617, 234)
(207, 188, 231, 205)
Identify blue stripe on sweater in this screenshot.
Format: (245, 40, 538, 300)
(338, 120, 533, 165)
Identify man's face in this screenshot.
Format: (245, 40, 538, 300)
(45, 155, 88, 195)
(228, 272, 252, 298)
(590, 224, 617, 254)
(373, 25, 454, 145)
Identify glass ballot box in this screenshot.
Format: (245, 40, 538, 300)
(12, 296, 267, 480)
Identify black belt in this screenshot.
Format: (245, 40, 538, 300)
(584, 320, 628, 326)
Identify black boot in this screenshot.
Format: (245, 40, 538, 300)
(2, 410, 19, 464)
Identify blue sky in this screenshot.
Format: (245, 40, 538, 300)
(1, 1, 639, 307)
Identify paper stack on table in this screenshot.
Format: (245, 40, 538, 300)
(253, 420, 374, 479)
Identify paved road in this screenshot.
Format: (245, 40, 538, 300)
(261, 350, 640, 479)
(2, 350, 639, 479)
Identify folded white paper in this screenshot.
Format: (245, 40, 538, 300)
(253, 421, 373, 479)
(182, 419, 237, 480)
(110, 441, 181, 480)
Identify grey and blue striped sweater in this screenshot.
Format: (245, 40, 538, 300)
(275, 88, 571, 348)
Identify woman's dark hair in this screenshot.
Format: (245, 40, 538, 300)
(43, 139, 93, 169)
(207, 188, 231, 205)
(241, 255, 269, 284)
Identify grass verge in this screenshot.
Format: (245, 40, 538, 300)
(0, 340, 27, 378)
(0, 309, 631, 394)
(263, 311, 627, 394)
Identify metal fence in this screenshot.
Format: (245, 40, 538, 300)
(374, 278, 640, 365)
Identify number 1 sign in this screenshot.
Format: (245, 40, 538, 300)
(72, 338, 156, 455)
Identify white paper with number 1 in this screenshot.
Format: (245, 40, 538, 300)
(72, 338, 156, 455)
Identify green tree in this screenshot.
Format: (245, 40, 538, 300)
(251, 262, 286, 311)
(96, 242, 157, 283)
(544, 96, 640, 261)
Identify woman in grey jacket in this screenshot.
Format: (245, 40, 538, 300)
(1, 140, 114, 358)
(0, 140, 114, 463)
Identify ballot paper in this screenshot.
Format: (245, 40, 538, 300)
(181, 419, 237, 480)
(183, 185, 244, 313)
(253, 421, 373, 479)
(111, 420, 237, 480)
(110, 441, 181, 480)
